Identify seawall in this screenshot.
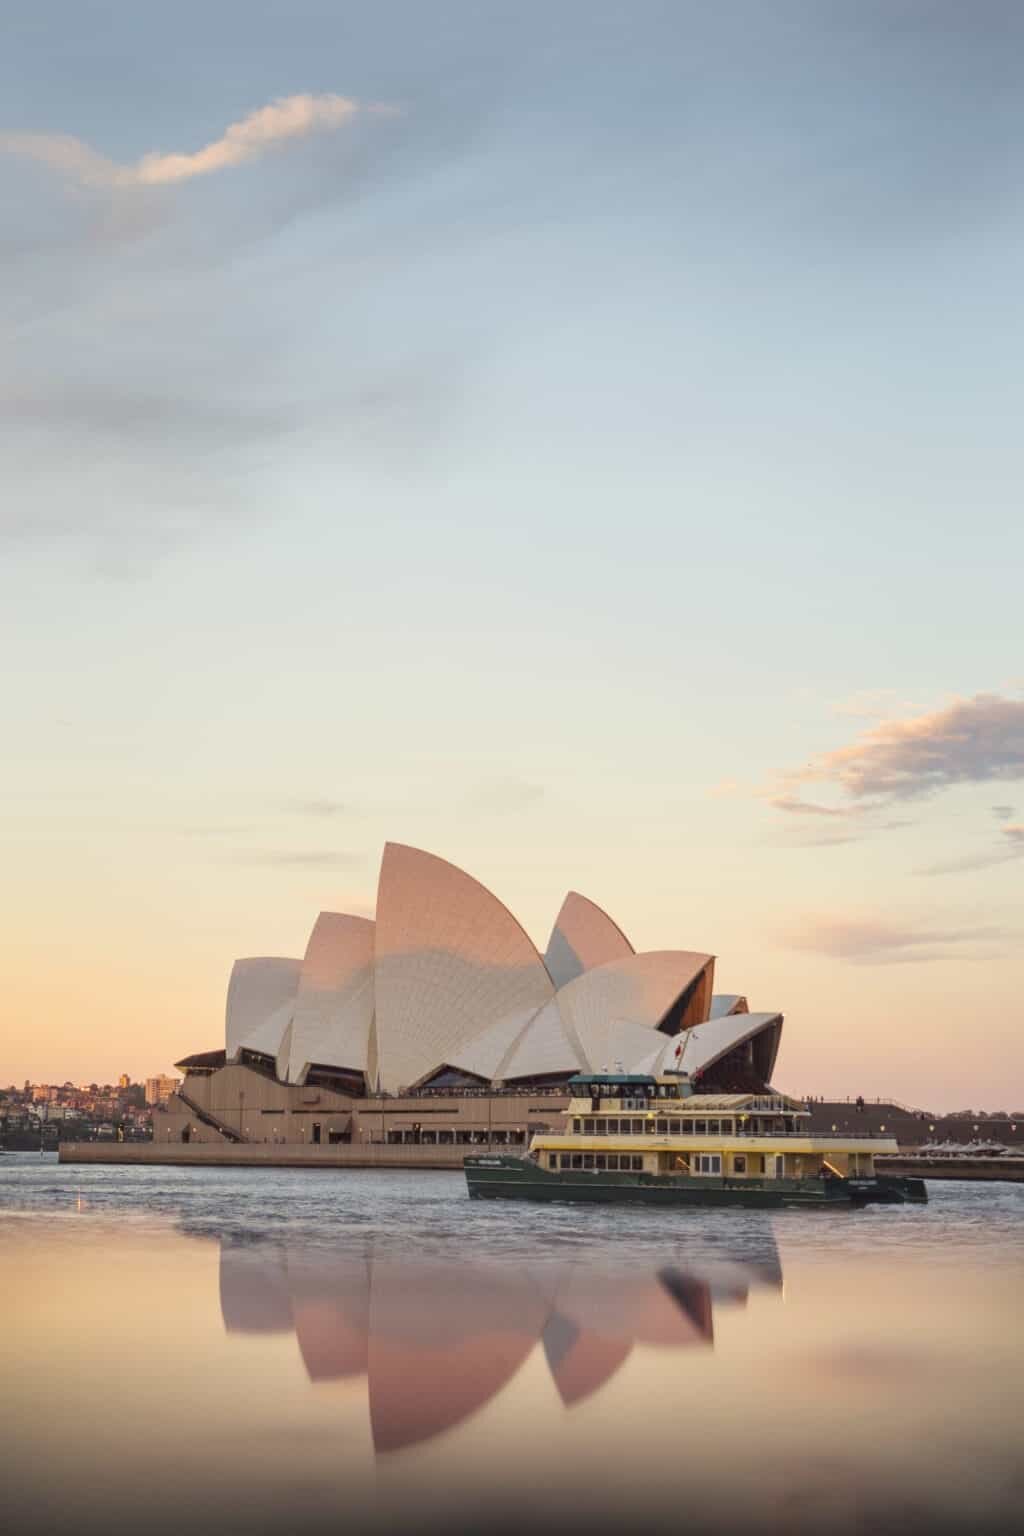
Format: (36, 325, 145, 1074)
(879, 1155, 1024, 1183)
(59, 1142, 465, 1171)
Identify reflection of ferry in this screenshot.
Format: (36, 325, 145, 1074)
(218, 1236, 780, 1451)
(465, 1073, 927, 1207)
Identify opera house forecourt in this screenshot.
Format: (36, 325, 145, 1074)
(99, 842, 787, 1164)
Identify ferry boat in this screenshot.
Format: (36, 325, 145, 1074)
(465, 1072, 927, 1208)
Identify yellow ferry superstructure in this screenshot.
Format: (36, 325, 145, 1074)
(466, 1073, 926, 1208)
(534, 1083, 896, 1179)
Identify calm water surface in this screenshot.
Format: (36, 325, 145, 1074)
(2, 1154, 1023, 1536)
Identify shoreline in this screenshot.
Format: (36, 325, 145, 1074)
(52, 1143, 1024, 1181)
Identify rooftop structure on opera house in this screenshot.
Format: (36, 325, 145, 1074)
(161, 842, 783, 1151)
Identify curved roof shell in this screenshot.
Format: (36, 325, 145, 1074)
(495, 995, 583, 1081)
(225, 957, 302, 1065)
(444, 1003, 546, 1083)
(284, 912, 375, 1085)
(502, 950, 714, 1081)
(655, 1010, 783, 1079)
(544, 891, 634, 990)
(558, 949, 714, 1060)
(373, 842, 555, 1093)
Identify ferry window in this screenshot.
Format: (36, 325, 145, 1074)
(657, 1118, 668, 1134)
(632, 1119, 643, 1134)
(595, 1119, 607, 1135)
(560, 1154, 571, 1169)
(631, 1155, 643, 1172)
(734, 1155, 747, 1174)
(669, 1119, 681, 1134)
(708, 1120, 720, 1136)
(722, 1120, 733, 1135)
(711, 1155, 721, 1174)
(583, 1154, 595, 1169)
(571, 1154, 583, 1170)
(548, 1155, 557, 1169)
(596, 1154, 606, 1170)
(573, 1119, 581, 1133)
(606, 1118, 619, 1134)
(584, 1119, 595, 1134)
(695, 1120, 707, 1136)
(607, 1155, 618, 1170)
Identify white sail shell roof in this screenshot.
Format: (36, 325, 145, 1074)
(284, 912, 375, 1085)
(503, 950, 715, 1081)
(655, 1011, 783, 1078)
(225, 957, 302, 1063)
(544, 891, 634, 990)
(559, 949, 714, 1053)
(497, 996, 583, 1080)
(445, 1004, 546, 1082)
(219, 844, 783, 1093)
(373, 843, 556, 1093)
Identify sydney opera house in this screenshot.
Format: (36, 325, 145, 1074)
(161, 842, 783, 1151)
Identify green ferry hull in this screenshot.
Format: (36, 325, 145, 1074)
(464, 1156, 926, 1208)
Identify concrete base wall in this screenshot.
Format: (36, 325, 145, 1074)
(152, 1062, 568, 1150)
(880, 1155, 1024, 1182)
(59, 1141, 467, 1169)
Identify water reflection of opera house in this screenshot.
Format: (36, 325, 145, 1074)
(164, 842, 785, 1151)
(219, 1239, 782, 1451)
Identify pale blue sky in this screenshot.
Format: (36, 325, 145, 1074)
(2, 2, 1022, 1105)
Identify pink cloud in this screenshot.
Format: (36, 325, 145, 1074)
(777, 693, 1024, 810)
(1, 94, 361, 191)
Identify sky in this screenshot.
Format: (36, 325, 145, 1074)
(1, 1, 1022, 1111)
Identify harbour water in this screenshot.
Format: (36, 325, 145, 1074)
(2, 1154, 1023, 1536)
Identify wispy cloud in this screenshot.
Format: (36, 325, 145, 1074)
(281, 798, 347, 820)
(917, 820, 1024, 877)
(774, 912, 1009, 965)
(992, 804, 1016, 822)
(771, 693, 1024, 814)
(1, 79, 461, 563)
(769, 794, 851, 818)
(709, 777, 744, 798)
(1, 95, 362, 191)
